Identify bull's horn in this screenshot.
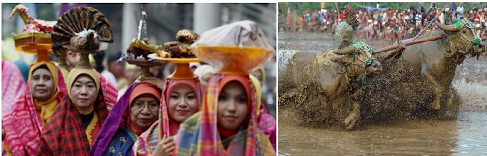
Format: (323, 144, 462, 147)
(333, 46, 356, 55)
(436, 21, 458, 32)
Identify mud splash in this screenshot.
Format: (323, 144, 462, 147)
(278, 32, 487, 155)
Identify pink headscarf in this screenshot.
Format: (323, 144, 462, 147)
(159, 78, 202, 138)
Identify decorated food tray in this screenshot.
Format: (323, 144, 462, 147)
(14, 32, 51, 48)
(124, 58, 166, 66)
(195, 45, 273, 75)
(127, 39, 163, 52)
(148, 53, 201, 63)
(15, 42, 53, 55)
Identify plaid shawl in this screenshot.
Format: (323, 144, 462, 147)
(134, 78, 202, 155)
(2, 61, 26, 118)
(2, 64, 66, 156)
(173, 74, 275, 156)
(36, 74, 113, 156)
(133, 121, 159, 156)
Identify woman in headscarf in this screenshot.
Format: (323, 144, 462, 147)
(36, 63, 115, 155)
(250, 69, 277, 151)
(91, 82, 161, 156)
(133, 75, 202, 156)
(2, 59, 66, 156)
(173, 74, 275, 156)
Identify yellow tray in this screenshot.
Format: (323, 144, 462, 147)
(15, 43, 54, 55)
(195, 45, 273, 75)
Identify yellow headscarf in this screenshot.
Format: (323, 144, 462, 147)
(249, 75, 262, 117)
(67, 67, 101, 114)
(28, 62, 59, 126)
(253, 67, 266, 85)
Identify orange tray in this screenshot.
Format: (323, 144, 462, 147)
(195, 45, 273, 75)
(148, 53, 200, 79)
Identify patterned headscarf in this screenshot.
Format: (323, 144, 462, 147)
(2, 62, 66, 156)
(36, 71, 116, 155)
(173, 74, 275, 156)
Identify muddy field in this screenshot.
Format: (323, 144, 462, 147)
(278, 32, 487, 155)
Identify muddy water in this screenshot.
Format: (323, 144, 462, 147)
(278, 32, 487, 155)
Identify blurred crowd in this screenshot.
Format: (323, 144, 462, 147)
(283, 2, 487, 43)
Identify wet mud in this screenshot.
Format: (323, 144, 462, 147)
(278, 32, 487, 155)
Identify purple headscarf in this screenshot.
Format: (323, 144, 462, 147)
(90, 83, 140, 156)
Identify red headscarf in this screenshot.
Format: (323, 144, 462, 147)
(216, 75, 252, 138)
(159, 78, 202, 138)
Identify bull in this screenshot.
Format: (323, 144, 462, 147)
(377, 19, 486, 111)
(283, 42, 382, 130)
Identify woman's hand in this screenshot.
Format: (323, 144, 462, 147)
(152, 134, 175, 156)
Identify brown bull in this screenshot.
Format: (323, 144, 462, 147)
(285, 43, 382, 130)
(381, 19, 485, 111)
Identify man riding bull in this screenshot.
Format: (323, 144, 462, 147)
(335, 5, 406, 59)
(335, 5, 359, 49)
(328, 5, 407, 130)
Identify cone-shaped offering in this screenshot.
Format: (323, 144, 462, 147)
(122, 7, 165, 79)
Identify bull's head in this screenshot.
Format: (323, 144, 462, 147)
(333, 41, 383, 76)
(436, 19, 483, 57)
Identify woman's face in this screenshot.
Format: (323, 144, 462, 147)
(168, 84, 198, 123)
(30, 68, 54, 101)
(217, 81, 248, 131)
(130, 94, 160, 130)
(66, 51, 80, 68)
(70, 75, 98, 110)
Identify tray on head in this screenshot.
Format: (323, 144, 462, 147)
(147, 53, 201, 63)
(124, 58, 166, 66)
(195, 45, 273, 75)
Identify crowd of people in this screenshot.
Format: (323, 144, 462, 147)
(2, 18, 276, 155)
(283, 2, 487, 43)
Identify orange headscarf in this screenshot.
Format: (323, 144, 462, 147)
(128, 83, 162, 135)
